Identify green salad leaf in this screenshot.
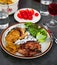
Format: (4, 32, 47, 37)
(29, 27, 38, 37)
(25, 22, 32, 28)
(25, 22, 47, 42)
(36, 29, 47, 42)
(25, 22, 40, 37)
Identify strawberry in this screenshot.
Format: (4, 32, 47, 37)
(35, 13, 39, 16)
(19, 10, 25, 16)
(23, 14, 28, 19)
(17, 13, 22, 19)
(25, 9, 32, 17)
(17, 9, 36, 20)
(25, 9, 30, 14)
(22, 10, 28, 19)
(28, 16, 33, 20)
(29, 11, 33, 16)
(19, 10, 24, 13)
(29, 9, 34, 15)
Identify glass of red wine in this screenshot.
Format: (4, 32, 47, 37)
(46, 3, 57, 27)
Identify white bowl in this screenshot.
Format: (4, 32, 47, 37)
(0, 0, 19, 15)
(8, 0, 19, 15)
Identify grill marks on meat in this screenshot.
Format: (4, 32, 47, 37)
(18, 41, 41, 57)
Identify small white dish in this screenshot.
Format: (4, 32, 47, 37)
(14, 8, 41, 23)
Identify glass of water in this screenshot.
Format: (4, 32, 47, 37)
(40, 0, 52, 16)
(0, 2, 9, 29)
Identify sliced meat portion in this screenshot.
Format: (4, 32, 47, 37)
(25, 41, 41, 51)
(18, 41, 41, 57)
(18, 49, 28, 56)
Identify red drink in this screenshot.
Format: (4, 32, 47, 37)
(48, 3, 57, 16)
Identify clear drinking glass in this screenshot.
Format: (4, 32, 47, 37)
(46, 3, 57, 27)
(0, 2, 9, 29)
(40, 0, 52, 16)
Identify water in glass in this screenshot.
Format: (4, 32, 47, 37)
(40, 0, 52, 16)
(0, 3, 9, 29)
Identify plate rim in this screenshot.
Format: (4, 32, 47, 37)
(0, 23, 53, 59)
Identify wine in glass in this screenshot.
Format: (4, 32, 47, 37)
(46, 3, 57, 27)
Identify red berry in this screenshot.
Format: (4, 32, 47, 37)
(30, 9, 34, 15)
(28, 16, 33, 20)
(23, 11, 28, 19)
(25, 9, 32, 19)
(25, 9, 29, 14)
(23, 14, 28, 19)
(35, 13, 39, 16)
(20, 10, 25, 16)
(19, 10, 27, 19)
(17, 13, 22, 19)
(20, 10, 24, 13)
(27, 10, 32, 15)
(17, 9, 35, 20)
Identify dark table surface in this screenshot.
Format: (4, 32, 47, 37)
(0, 0, 57, 65)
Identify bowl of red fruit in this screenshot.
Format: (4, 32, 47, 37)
(14, 8, 41, 23)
